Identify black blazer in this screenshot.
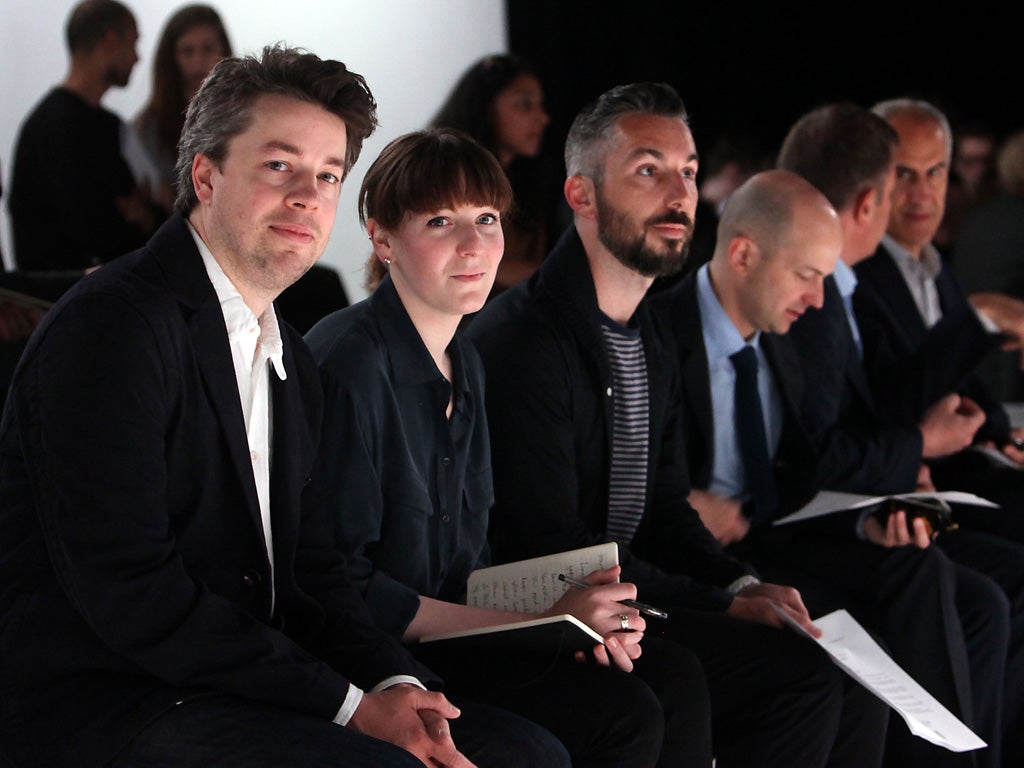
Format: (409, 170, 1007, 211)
(853, 243, 1009, 443)
(788, 276, 922, 494)
(648, 272, 819, 522)
(0, 216, 435, 768)
(468, 227, 752, 611)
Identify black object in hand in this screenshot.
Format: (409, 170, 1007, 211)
(872, 497, 958, 538)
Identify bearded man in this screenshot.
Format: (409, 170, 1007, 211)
(467, 82, 888, 768)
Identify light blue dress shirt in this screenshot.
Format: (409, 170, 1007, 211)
(832, 259, 863, 359)
(696, 264, 784, 501)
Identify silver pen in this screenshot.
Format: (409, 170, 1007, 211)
(558, 573, 669, 619)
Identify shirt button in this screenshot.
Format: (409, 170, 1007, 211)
(606, 387, 613, 396)
(250, 450, 259, 463)
(442, 457, 451, 466)
(441, 514, 452, 523)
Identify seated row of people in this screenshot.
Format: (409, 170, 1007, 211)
(466, 90, 1024, 768)
(3, 41, 1024, 768)
(648, 100, 1024, 768)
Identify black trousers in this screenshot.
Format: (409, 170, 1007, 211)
(747, 528, 1001, 768)
(932, 451, 1024, 765)
(647, 603, 887, 768)
(104, 691, 567, 768)
(415, 634, 713, 768)
(932, 451, 1024, 543)
(939, 527, 1024, 768)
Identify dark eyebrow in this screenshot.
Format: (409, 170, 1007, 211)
(263, 140, 345, 169)
(263, 139, 301, 156)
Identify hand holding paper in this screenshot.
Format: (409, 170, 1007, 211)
(727, 581, 821, 638)
(774, 607, 986, 753)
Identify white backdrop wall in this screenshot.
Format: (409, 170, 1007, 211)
(0, 0, 508, 301)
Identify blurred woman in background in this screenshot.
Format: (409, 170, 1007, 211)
(132, 4, 232, 213)
(431, 54, 564, 297)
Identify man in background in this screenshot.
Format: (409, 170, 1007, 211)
(8, 0, 161, 272)
(782, 100, 1024, 768)
(854, 98, 1024, 522)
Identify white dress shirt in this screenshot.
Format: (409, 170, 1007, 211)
(189, 225, 421, 726)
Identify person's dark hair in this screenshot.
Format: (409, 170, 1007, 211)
(174, 44, 377, 214)
(700, 134, 764, 183)
(138, 5, 232, 166)
(776, 102, 898, 212)
(65, 0, 134, 55)
(429, 53, 541, 155)
(565, 82, 689, 183)
(431, 52, 558, 269)
(359, 128, 513, 292)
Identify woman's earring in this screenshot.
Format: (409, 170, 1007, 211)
(383, 257, 392, 266)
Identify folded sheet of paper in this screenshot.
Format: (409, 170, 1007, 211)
(773, 490, 998, 526)
(777, 607, 986, 752)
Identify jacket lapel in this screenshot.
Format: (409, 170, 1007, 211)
(823, 277, 875, 409)
(762, 333, 819, 510)
(267, 325, 315, 570)
(862, 245, 928, 347)
(672, 277, 715, 482)
(151, 215, 264, 537)
(539, 230, 617, 463)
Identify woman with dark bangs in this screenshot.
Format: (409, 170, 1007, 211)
(306, 128, 712, 768)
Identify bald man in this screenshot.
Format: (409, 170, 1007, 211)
(651, 169, 842, 541)
(649, 169, 992, 768)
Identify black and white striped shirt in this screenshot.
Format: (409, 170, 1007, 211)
(599, 315, 650, 545)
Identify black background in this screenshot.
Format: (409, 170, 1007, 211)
(508, 1, 1023, 169)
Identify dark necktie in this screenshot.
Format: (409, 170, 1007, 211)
(729, 345, 777, 526)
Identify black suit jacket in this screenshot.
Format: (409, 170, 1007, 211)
(648, 272, 818, 523)
(0, 216, 435, 768)
(853, 243, 1009, 443)
(468, 227, 752, 611)
(789, 275, 923, 494)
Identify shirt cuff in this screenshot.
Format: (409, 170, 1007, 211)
(332, 676, 427, 727)
(371, 675, 427, 693)
(971, 303, 1001, 334)
(333, 684, 364, 726)
(726, 574, 761, 594)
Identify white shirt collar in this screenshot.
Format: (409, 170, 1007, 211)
(188, 222, 287, 381)
(882, 233, 942, 280)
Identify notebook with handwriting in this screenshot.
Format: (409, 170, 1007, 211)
(466, 542, 619, 613)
